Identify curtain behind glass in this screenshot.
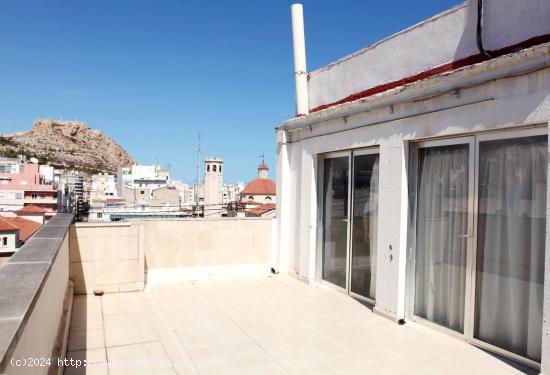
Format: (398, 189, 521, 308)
(475, 135, 547, 362)
(415, 145, 468, 333)
(350, 154, 379, 300)
(322, 157, 349, 288)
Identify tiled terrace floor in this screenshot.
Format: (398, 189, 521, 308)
(65, 275, 535, 375)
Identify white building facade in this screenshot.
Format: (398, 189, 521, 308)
(276, 1, 550, 372)
(222, 182, 244, 204)
(204, 157, 223, 217)
(116, 165, 170, 195)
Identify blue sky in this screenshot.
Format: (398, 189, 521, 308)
(0, 0, 463, 183)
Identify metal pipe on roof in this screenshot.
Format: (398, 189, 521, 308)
(291, 4, 309, 117)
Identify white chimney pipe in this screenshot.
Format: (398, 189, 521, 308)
(291, 3, 309, 116)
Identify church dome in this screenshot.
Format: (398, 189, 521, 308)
(241, 178, 276, 196)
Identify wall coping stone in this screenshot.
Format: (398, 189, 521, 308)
(0, 213, 74, 369)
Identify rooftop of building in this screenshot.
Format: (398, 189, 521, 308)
(246, 202, 276, 216)
(1, 216, 42, 242)
(0, 217, 18, 232)
(16, 205, 46, 214)
(241, 178, 276, 196)
(289, 0, 550, 116)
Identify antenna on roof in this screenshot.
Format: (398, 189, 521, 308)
(194, 133, 201, 207)
(195, 133, 201, 185)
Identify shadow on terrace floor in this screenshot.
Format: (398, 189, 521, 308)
(63, 275, 537, 375)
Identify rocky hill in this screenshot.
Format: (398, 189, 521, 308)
(0, 119, 134, 174)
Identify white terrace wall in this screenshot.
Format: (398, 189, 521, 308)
(69, 218, 274, 292)
(143, 218, 274, 283)
(308, 0, 550, 110)
(69, 222, 145, 294)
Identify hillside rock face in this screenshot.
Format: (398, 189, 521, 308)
(0, 119, 134, 174)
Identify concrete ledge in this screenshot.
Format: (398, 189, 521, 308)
(0, 213, 74, 373)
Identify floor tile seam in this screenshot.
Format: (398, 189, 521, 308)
(143, 290, 201, 374)
(190, 281, 294, 374)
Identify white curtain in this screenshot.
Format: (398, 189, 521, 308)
(415, 145, 468, 332)
(368, 157, 379, 299)
(475, 136, 546, 362)
(322, 158, 348, 288)
(350, 155, 379, 300)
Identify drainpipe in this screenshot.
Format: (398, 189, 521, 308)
(291, 3, 309, 117)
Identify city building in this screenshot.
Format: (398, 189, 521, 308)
(89, 173, 117, 203)
(5, 216, 42, 243)
(0, 217, 18, 254)
(240, 163, 276, 203)
(87, 165, 190, 221)
(15, 205, 46, 225)
(204, 158, 223, 205)
(58, 173, 84, 215)
(203, 157, 223, 217)
(276, 1, 550, 370)
(116, 165, 170, 195)
(0, 157, 22, 174)
(0, 162, 58, 219)
(0, 210, 42, 263)
(86, 173, 120, 221)
(39, 165, 55, 184)
(222, 182, 244, 204)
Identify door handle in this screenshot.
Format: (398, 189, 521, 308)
(457, 231, 473, 239)
(341, 219, 349, 222)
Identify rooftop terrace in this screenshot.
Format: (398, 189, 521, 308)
(0, 213, 541, 374)
(65, 275, 534, 375)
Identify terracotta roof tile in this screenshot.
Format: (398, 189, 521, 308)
(16, 205, 46, 214)
(246, 203, 276, 216)
(4, 217, 41, 241)
(0, 216, 18, 232)
(241, 178, 276, 196)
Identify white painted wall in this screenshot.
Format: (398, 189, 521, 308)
(308, 0, 550, 110)
(6, 233, 70, 375)
(0, 232, 17, 252)
(276, 45, 550, 334)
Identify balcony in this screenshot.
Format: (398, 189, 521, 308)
(0, 217, 539, 374)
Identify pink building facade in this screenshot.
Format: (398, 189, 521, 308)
(0, 163, 58, 218)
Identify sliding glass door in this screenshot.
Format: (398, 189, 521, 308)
(414, 141, 472, 333)
(320, 149, 379, 301)
(411, 128, 547, 367)
(473, 134, 547, 363)
(350, 152, 379, 300)
(321, 154, 349, 289)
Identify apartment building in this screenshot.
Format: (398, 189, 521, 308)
(0, 162, 58, 219)
(116, 165, 170, 195)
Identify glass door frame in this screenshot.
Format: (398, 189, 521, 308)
(407, 126, 547, 370)
(317, 150, 352, 296)
(467, 126, 546, 370)
(317, 147, 380, 305)
(407, 136, 476, 340)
